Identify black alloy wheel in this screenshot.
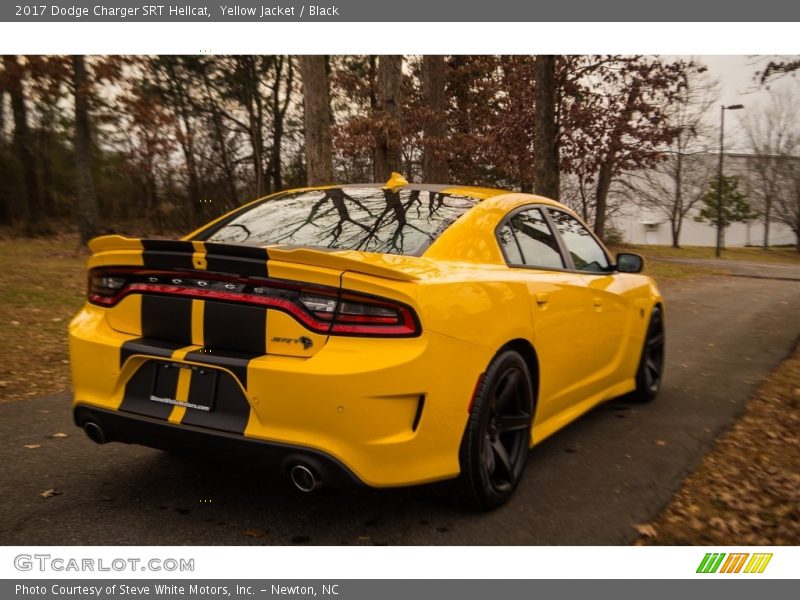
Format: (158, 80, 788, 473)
(632, 305, 665, 402)
(442, 349, 534, 510)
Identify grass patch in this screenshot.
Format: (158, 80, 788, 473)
(638, 345, 800, 545)
(0, 233, 87, 403)
(640, 260, 726, 281)
(617, 244, 800, 265)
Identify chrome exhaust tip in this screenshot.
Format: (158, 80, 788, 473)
(290, 464, 320, 492)
(83, 421, 107, 444)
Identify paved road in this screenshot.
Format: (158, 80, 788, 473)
(1, 274, 799, 545)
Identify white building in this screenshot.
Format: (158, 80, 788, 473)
(608, 153, 798, 247)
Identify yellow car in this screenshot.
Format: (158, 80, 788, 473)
(69, 175, 664, 509)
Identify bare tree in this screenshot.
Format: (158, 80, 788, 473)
(741, 90, 798, 248)
(533, 55, 559, 199)
(757, 56, 800, 84)
(153, 57, 203, 207)
(374, 55, 403, 182)
(621, 65, 719, 247)
(196, 58, 239, 207)
(299, 56, 334, 186)
(266, 55, 295, 191)
(776, 153, 800, 253)
(72, 55, 99, 244)
(421, 55, 448, 183)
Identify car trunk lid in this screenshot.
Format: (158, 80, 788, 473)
(88, 235, 422, 358)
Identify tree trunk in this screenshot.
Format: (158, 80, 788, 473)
(299, 56, 334, 186)
(421, 55, 448, 183)
(200, 68, 238, 208)
(233, 56, 266, 197)
(763, 198, 771, 248)
(38, 107, 57, 214)
(594, 160, 614, 240)
(593, 80, 640, 240)
(670, 218, 682, 248)
(267, 55, 294, 192)
(163, 61, 202, 209)
(3, 55, 44, 236)
(533, 55, 559, 199)
(373, 55, 403, 182)
(518, 155, 533, 193)
(73, 55, 99, 244)
(671, 152, 683, 248)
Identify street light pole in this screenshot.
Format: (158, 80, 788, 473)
(716, 104, 744, 258)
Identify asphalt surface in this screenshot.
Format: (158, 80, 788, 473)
(1, 270, 799, 545)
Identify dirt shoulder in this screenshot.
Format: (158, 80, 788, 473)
(639, 344, 800, 545)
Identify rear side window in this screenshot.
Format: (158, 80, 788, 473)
(548, 210, 610, 272)
(501, 207, 564, 269)
(196, 187, 477, 256)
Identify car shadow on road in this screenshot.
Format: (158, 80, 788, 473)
(59, 393, 652, 545)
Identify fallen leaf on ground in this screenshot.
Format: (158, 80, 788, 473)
(40, 489, 62, 499)
(242, 528, 266, 538)
(633, 523, 657, 538)
(24, 444, 42, 449)
(49, 433, 68, 439)
(655, 440, 667, 447)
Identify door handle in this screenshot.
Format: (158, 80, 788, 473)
(536, 293, 549, 306)
(593, 297, 603, 310)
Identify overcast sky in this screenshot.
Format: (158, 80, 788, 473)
(699, 55, 799, 152)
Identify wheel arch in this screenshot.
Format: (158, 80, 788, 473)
(497, 338, 540, 416)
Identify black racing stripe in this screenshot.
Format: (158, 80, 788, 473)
(120, 337, 187, 368)
(141, 295, 192, 344)
(184, 347, 254, 388)
(204, 253, 269, 277)
(203, 300, 267, 355)
(141, 239, 196, 270)
(181, 370, 251, 434)
(205, 242, 269, 260)
(204, 242, 268, 277)
(119, 360, 176, 420)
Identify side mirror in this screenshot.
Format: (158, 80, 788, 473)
(616, 252, 644, 273)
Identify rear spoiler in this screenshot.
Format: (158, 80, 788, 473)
(87, 235, 420, 282)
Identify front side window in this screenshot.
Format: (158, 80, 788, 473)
(196, 187, 477, 256)
(548, 210, 610, 272)
(501, 207, 564, 269)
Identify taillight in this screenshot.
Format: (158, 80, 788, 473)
(328, 294, 418, 335)
(87, 268, 420, 337)
(88, 273, 128, 304)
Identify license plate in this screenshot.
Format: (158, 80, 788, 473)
(149, 362, 218, 412)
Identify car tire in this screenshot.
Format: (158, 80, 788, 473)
(630, 305, 665, 403)
(439, 349, 534, 510)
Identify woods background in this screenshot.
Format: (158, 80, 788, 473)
(0, 55, 798, 248)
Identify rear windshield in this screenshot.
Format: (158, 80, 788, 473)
(196, 187, 477, 255)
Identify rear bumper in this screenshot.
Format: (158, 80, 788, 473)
(69, 304, 494, 487)
(74, 404, 363, 488)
